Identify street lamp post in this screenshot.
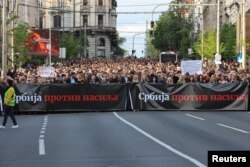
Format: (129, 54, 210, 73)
(242, 0, 246, 69)
(132, 32, 145, 56)
(150, 3, 217, 61)
(46, 10, 52, 67)
(1, 0, 6, 77)
(84, 22, 87, 58)
(201, 0, 204, 62)
(151, 4, 165, 21)
(11, 0, 15, 68)
(215, 0, 221, 65)
(49, 14, 52, 67)
(45, 0, 57, 67)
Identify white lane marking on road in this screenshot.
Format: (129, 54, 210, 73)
(113, 112, 206, 167)
(185, 114, 205, 121)
(39, 115, 48, 156)
(39, 139, 45, 155)
(217, 123, 249, 134)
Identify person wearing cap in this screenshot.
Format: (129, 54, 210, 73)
(0, 77, 18, 129)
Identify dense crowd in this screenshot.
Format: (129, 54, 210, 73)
(4, 57, 250, 85)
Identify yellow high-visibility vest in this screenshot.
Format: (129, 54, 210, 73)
(4, 87, 16, 106)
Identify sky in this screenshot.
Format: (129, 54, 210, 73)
(116, 0, 172, 57)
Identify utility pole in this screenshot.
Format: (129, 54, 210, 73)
(49, 14, 52, 67)
(201, 0, 204, 62)
(11, 0, 15, 68)
(216, 0, 220, 57)
(1, 0, 7, 77)
(242, 0, 246, 69)
(132, 32, 145, 56)
(149, 3, 218, 61)
(62, 0, 64, 34)
(73, 0, 75, 32)
(47, 1, 52, 67)
(84, 22, 87, 58)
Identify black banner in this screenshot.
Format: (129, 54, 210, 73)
(0, 83, 248, 112)
(14, 84, 127, 112)
(15, 84, 48, 112)
(132, 83, 249, 110)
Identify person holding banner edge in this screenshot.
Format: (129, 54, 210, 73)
(0, 77, 18, 129)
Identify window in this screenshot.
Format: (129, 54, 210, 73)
(98, 15, 103, 27)
(112, 0, 117, 8)
(38, 0, 43, 7)
(39, 16, 43, 28)
(98, 38, 105, 46)
(54, 15, 61, 28)
(51, 0, 62, 8)
(82, 15, 88, 26)
(83, 0, 88, 6)
(98, 0, 103, 6)
(57, 0, 61, 8)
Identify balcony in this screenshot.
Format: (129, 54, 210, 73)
(75, 25, 116, 33)
(95, 6, 106, 13)
(80, 5, 91, 12)
(110, 9, 117, 16)
(49, 6, 62, 10)
(39, 9, 46, 15)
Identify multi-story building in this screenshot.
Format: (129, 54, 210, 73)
(74, 0, 117, 58)
(202, 0, 224, 31)
(192, 0, 203, 36)
(193, 0, 250, 55)
(224, 0, 250, 24)
(15, 0, 117, 58)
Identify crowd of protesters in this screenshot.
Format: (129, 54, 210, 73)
(3, 56, 250, 85)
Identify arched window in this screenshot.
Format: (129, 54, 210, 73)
(98, 38, 105, 46)
(53, 15, 61, 28)
(98, 0, 103, 6)
(83, 0, 88, 6)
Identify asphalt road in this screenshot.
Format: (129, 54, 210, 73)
(0, 111, 250, 167)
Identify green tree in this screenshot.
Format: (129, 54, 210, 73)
(11, 22, 32, 66)
(194, 29, 225, 60)
(153, 12, 193, 58)
(116, 36, 127, 57)
(1, 14, 30, 66)
(220, 23, 236, 58)
(145, 33, 160, 58)
(78, 31, 89, 57)
(60, 33, 80, 59)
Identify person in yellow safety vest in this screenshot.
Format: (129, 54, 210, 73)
(0, 77, 18, 129)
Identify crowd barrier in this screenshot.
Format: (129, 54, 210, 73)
(0, 83, 248, 112)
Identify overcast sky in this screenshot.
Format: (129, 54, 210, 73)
(117, 0, 172, 57)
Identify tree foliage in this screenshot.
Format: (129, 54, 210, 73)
(152, 12, 193, 58)
(220, 23, 236, 58)
(78, 32, 89, 57)
(60, 33, 80, 59)
(1, 14, 31, 66)
(194, 29, 225, 60)
(116, 35, 127, 57)
(145, 36, 160, 58)
(11, 22, 32, 66)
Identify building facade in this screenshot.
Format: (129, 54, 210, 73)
(203, 0, 250, 53)
(14, 0, 117, 58)
(202, 0, 223, 31)
(74, 0, 117, 58)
